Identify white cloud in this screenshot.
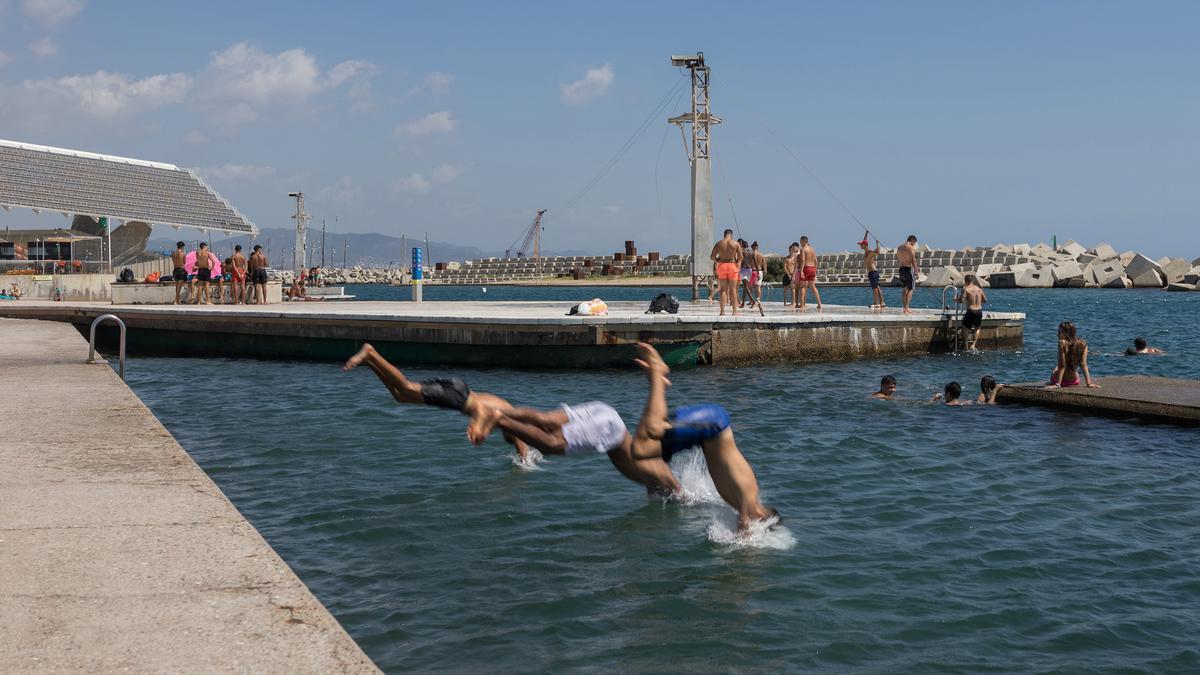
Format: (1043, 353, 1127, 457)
(397, 110, 458, 136)
(14, 70, 193, 118)
(393, 163, 461, 195)
(196, 163, 276, 183)
(198, 42, 374, 125)
(561, 64, 614, 106)
(317, 175, 364, 203)
(30, 37, 57, 58)
(21, 0, 86, 26)
(393, 173, 432, 195)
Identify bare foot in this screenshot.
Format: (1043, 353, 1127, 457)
(633, 341, 671, 385)
(343, 343, 376, 371)
(468, 406, 504, 445)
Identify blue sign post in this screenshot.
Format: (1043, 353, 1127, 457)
(411, 246, 423, 302)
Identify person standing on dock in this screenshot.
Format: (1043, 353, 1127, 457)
(710, 229, 743, 316)
(897, 235, 919, 314)
(783, 242, 799, 306)
(231, 245, 248, 305)
(749, 241, 766, 308)
(958, 274, 987, 351)
(249, 245, 269, 305)
(171, 241, 188, 305)
(191, 242, 216, 306)
(860, 237, 885, 309)
(795, 236, 822, 310)
(738, 238, 755, 308)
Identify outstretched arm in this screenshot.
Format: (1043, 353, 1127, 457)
(632, 343, 672, 459)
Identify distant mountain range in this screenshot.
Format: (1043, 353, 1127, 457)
(145, 227, 593, 267)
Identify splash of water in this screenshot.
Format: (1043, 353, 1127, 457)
(706, 510, 796, 550)
(511, 448, 545, 471)
(668, 449, 723, 505)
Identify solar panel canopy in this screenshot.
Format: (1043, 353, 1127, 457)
(0, 139, 258, 235)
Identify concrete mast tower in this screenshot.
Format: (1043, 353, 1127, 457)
(288, 191, 310, 275)
(668, 52, 721, 300)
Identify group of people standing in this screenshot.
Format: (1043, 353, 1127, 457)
(708, 230, 930, 316)
(170, 241, 271, 305)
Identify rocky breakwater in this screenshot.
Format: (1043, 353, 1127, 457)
(281, 267, 409, 286)
(921, 241, 1200, 292)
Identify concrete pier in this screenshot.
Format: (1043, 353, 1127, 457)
(0, 300, 1024, 368)
(0, 318, 377, 672)
(997, 376, 1200, 425)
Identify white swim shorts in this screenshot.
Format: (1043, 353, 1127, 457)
(561, 401, 628, 454)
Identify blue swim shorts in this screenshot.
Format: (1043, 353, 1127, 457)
(660, 403, 731, 462)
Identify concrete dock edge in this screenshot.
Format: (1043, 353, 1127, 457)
(0, 318, 379, 672)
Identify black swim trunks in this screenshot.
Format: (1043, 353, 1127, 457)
(962, 308, 983, 330)
(172, 267, 188, 282)
(195, 268, 212, 282)
(420, 378, 471, 411)
(252, 268, 269, 284)
(899, 266, 915, 290)
(868, 270, 881, 289)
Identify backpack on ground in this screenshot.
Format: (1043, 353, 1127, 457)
(646, 293, 679, 314)
(118, 268, 135, 283)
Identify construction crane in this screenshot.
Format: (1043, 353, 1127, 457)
(505, 209, 547, 259)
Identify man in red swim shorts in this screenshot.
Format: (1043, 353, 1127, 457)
(710, 228, 743, 317)
(795, 235, 822, 310)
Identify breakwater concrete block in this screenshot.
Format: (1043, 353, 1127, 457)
(1184, 266, 1200, 285)
(1059, 240, 1087, 257)
(1130, 269, 1166, 288)
(1119, 250, 1137, 266)
(1050, 261, 1086, 287)
(1015, 266, 1054, 288)
(1090, 260, 1126, 287)
(922, 265, 963, 287)
(1160, 258, 1192, 284)
(1091, 243, 1119, 260)
(1076, 253, 1098, 265)
(989, 271, 1017, 288)
(1167, 282, 1197, 292)
(1124, 253, 1164, 281)
(974, 263, 1004, 280)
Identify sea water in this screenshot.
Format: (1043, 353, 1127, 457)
(122, 287, 1200, 672)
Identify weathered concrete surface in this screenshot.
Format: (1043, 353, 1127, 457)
(0, 319, 378, 673)
(0, 300, 1025, 367)
(997, 375, 1200, 425)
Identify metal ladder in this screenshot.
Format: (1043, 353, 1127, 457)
(941, 284, 963, 352)
(87, 314, 126, 381)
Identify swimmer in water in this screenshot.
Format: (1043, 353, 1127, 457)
(626, 342, 779, 532)
(871, 375, 897, 399)
(342, 343, 532, 460)
(1124, 337, 1165, 356)
(931, 381, 969, 406)
(977, 375, 1004, 404)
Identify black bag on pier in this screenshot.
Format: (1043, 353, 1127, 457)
(118, 268, 135, 283)
(646, 293, 679, 314)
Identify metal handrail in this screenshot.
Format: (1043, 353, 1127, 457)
(941, 284, 958, 311)
(87, 314, 126, 380)
(941, 284, 963, 352)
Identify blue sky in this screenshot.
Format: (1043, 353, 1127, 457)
(2, 1, 1198, 258)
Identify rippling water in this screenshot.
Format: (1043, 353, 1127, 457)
(122, 287, 1200, 672)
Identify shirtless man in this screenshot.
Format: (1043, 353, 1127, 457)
(231, 245, 248, 304)
(627, 342, 779, 532)
(1125, 337, 1165, 355)
(932, 381, 969, 406)
(782, 242, 799, 306)
(342, 343, 534, 461)
(749, 242, 766, 307)
(737, 239, 755, 308)
(795, 236, 822, 310)
(249, 244, 269, 305)
(861, 237, 885, 309)
(896, 234, 919, 314)
(710, 229, 742, 316)
(191, 242, 216, 305)
(958, 274, 987, 350)
(871, 375, 897, 399)
(170, 241, 188, 304)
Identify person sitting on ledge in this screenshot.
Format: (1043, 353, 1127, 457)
(1124, 337, 1165, 356)
(1047, 321, 1099, 389)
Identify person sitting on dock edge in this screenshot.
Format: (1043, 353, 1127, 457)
(1047, 321, 1099, 389)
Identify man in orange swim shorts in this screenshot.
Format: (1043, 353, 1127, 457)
(710, 228, 743, 316)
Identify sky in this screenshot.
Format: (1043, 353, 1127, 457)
(1, 0, 1198, 259)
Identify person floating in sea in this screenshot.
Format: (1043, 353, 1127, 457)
(710, 229, 743, 317)
(782, 242, 799, 306)
(171, 241, 188, 305)
(1124, 337, 1165, 355)
(1047, 321, 1099, 389)
(977, 375, 1004, 404)
(231, 245, 248, 305)
(958, 274, 987, 351)
(191, 242, 216, 306)
(795, 235, 822, 310)
(932, 381, 969, 405)
(896, 234, 919, 314)
(860, 236, 885, 309)
(871, 375, 897, 399)
(342, 343, 535, 462)
(249, 244, 269, 305)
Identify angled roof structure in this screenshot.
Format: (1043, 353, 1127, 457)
(0, 139, 257, 235)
